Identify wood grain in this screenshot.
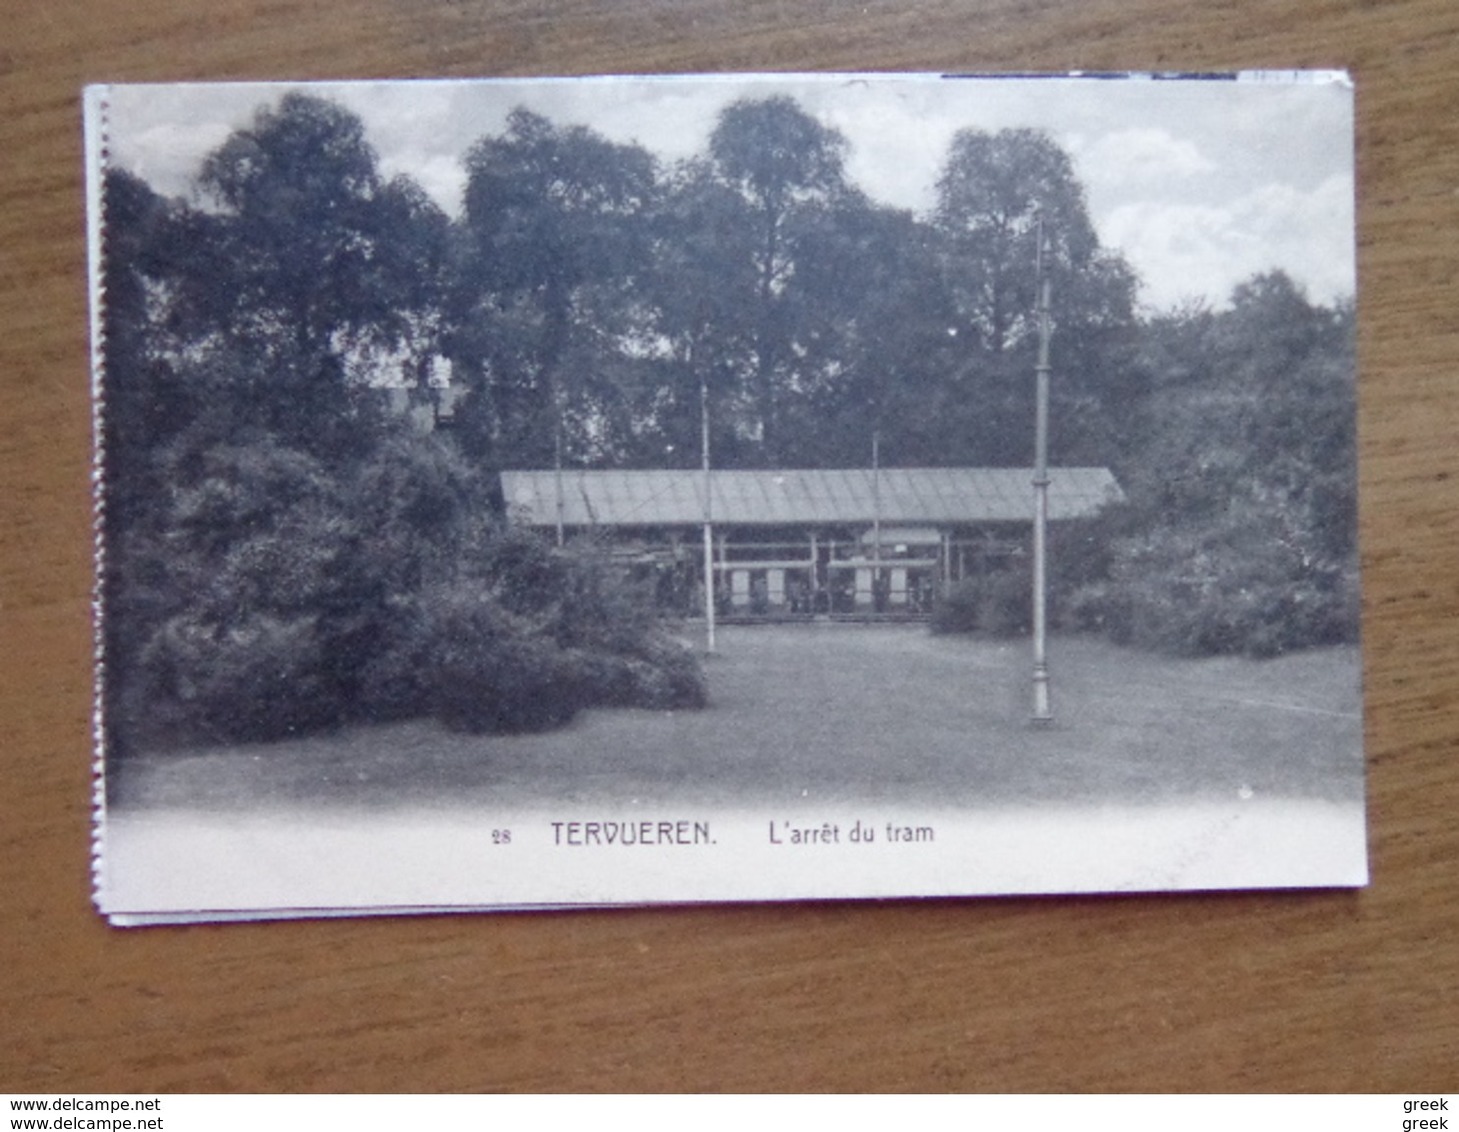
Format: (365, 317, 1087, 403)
(3, 0, 1457, 1093)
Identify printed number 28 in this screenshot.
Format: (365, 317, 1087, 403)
(492, 829, 511, 845)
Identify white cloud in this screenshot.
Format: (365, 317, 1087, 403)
(1076, 127, 1215, 191)
(1103, 172, 1355, 310)
(825, 98, 959, 215)
(117, 120, 234, 198)
(385, 153, 467, 217)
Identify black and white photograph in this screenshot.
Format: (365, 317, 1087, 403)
(85, 73, 1364, 922)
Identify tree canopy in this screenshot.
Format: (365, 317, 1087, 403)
(450, 107, 659, 468)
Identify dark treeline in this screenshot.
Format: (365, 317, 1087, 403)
(101, 91, 1357, 751)
(1071, 277, 1358, 657)
(441, 99, 1142, 472)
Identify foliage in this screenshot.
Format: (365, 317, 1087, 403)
(109, 417, 705, 744)
(929, 127, 1141, 468)
(1078, 509, 1360, 658)
(935, 128, 1101, 354)
(928, 576, 982, 635)
(112, 435, 370, 745)
(449, 108, 659, 469)
(930, 567, 1032, 637)
(101, 95, 704, 753)
(1068, 274, 1359, 657)
(187, 93, 450, 460)
(422, 586, 582, 733)
(927, 271, 1357, 660)
(682, 96, 864, 464)
(368, 531, 707, 736)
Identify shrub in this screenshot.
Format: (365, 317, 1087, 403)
(134, 609, 342, 744)
(1060, 580, 1131, 639)
(1090, 515, 1360, 658)
(560, 637, 708, 712)
(930, 567, 1031, 638)
(353, 595, 434, 724)
(551, 548, 659, 656)
(929, 577, 980, 634)
(622, 634, 709, 709)
(416, 544, 709, 733)
(978, 567, 1033, 637)
(424, 585, 581, 733)
(563, 648, 639, 708)
(468, 528, 705, 714)
(110, 425, 710, 748)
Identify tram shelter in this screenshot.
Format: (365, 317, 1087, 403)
(500, 467, 1121, 618)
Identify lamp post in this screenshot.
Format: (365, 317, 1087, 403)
(1031, 215, 1053, 724)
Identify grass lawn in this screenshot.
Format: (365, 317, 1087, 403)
(110, 625, 1365, 813)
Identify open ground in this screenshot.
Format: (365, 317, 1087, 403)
(109, 625, 1365, 813)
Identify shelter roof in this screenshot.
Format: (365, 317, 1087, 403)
(500, 467, 1121, 528)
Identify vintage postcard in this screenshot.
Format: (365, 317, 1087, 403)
(85, 72, 1364, 924)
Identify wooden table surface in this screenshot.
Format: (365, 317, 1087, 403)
(3, 0, 1457, 1093)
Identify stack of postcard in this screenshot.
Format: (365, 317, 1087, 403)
(85, 71, 1366, 924)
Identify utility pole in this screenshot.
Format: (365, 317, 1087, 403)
(552, 379, 566, 548)
(701, 369, 716, 654)
(872, 428, 882, 610)
(553, 416, 565, 548)
(1031, 215, 1053, 724)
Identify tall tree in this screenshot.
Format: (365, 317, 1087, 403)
(451, 108, 658, 470)
(99, 168, 194, 517)
(768, 200, 963, 468)
(104, 95, 463, 747)
(935, 128, 1099, 354)
(700, 95, 854, 464)
(933, 128, 1138, 466)
(196, 92, 449, 457)
(644, 157, 765, 470)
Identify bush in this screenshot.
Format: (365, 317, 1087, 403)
(1086, 516, 1361, 658)
(353, 595, 434, 724)
(979, 568, 1033, 636)
(412, 537, 708, 734)
(929, 577, 980, 634)
(621, 634, 709, 709)
(468, 528, 706, 713)
(563, 635, 707, 712)
(109, 425, 709, 748)
(134, 609, 342, 744)
(1060, 580, 1130, 639)
(563, 648, 639, 708)
(551, 548, 659, 656)
(930, 567, 1031, 637)
(424, 586, 581, 733)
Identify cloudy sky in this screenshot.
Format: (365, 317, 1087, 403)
(102, 72, 1355, 313)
